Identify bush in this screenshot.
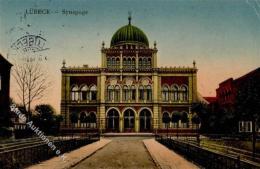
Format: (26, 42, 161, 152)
(0, 127, 13, 138)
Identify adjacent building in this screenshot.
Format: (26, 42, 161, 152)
(60, 17, 198, 132)
(216, 67, 260, 133)
(0, 54, 12, 127)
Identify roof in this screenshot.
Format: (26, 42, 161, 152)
(235, 67, 260, 82)
(0, 54, 13, 67)
(204, 97, 217, 104)
(110, 18, 149, 47)
(197, 93, 209, 105)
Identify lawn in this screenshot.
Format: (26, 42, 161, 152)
(201, 139, 260, 153)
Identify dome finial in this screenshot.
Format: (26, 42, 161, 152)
(102, 41, 105, 48)
(154, 41, 157, 49)
(193, 60, 196, 68)
(128, 11, 132, 25)
(62, 59, 66, 68)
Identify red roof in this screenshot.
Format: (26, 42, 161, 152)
(203, 97, 217, 103)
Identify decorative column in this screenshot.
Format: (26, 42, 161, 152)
(188, 106, 193, 128)
(188, 76, 193, 103)
(135, 116, 139, 132)
(136, 51, 139, 103)
(101, 42, 106, 68)
(152, 73, 159, 130)
(152, 42, 158, 68)
(120, 51, 123, 69)
(99, 105, 106, 132)
(99, 73, 106, 132)
(61, 74, 70, 126)
(153, 106, 159, 130)
(136, 51, 139, 69)
(119, 116, 123, 132)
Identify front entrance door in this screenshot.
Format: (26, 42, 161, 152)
(124, 109, 135, 132)
(107, 109, 120, 132)
(140, 110, 152, 132)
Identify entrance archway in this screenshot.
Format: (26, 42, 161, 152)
(123, 109, 135, 132)
(107, 109, 120, 132)
(139, 109, 152, 132)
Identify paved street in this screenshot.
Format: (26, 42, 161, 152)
(27, 137, 201, 169)
(72, 137, 158, 169)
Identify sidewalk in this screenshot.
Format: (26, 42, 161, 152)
(26, 138, 111, 169)
(143, 139, 200, 169)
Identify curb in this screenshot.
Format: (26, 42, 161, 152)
(143, 139, 163, 169)
(62, 139, 111, 169)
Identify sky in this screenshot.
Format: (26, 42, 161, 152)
(0, 0, 260, 112)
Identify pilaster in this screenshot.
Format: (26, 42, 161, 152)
(135, 116, 139, 132)
(100, 73, 106, 103)
(152, 51, 157, 68)
(153, 105, 159, 130)
(192, 73, 198, 102)
(136, 51, 139, 69)
(188, 76, 193, 103)
(119, 117, 123, 132)
(99, 104, 106, 131)
(101, 51, 106, 68)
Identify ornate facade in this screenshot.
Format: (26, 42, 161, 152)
(60, 17, 198, 132)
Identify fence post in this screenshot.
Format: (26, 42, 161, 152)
(236, 156, 240, 169)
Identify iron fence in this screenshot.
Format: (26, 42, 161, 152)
(0, 133, 100, 169)
(155, 135, 260, 169)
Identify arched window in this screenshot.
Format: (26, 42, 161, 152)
(80, 85, 88, 101)
(147, 58, 151, 67)
(162, 85, 169, 101)
(180, 85, 188, 101)
(131, 85, 136, 100)
(123, 85, 128, 101)
(90, 85, 97, 101)
(138, 58, 142, 68)
(71, 86, 79, 101)
(127, 58, 131, 68)
(88, 112, 97, 128)
(116, 58, 120, 68)
(111, 58, 116, 67)
(123, 58, 127, 68)
(131, 58, 135, 68)
(107, 58, 111, 67)
(139, 85, 145, 100)
(114, 85, 120, 101)
(172, 85, 179, 101)
(146, 85, 152, 101)
(143, 58, 148, 67)
(107, 85, 114, 101)
(107, 109, 120, 131)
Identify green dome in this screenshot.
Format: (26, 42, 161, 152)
(110, 21, 149, 47)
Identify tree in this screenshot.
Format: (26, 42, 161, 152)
(192, 114, 201, 125)
(162, 113, 171, 137)
(172, 112, 181, 138)
(191, 103, 209, 132)
(33, 104, 61, 135)
(12, 62, 51, 116)
(70, 112, 79, 126)
(70, 112, 78, 138)
(172, 112, 181, 127)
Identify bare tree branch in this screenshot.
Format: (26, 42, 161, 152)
(12, 61, 51, 113)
